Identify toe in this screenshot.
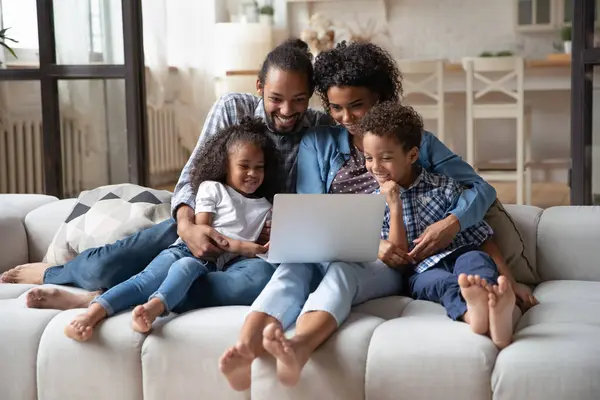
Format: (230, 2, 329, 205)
(458, 273, 469, 287)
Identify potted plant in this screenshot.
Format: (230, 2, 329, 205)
(259, 2, 274, 26)
(561, 26, 572, 54)
(0, 27, 18, 66)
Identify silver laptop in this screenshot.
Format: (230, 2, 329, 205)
(257, 193, 386, 264)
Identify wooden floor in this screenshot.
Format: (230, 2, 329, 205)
(157, 181, 571, 208)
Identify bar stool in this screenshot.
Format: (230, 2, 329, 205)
(397, 59, 451, 149)
(462, 56, 532, 205)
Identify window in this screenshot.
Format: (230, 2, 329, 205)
(0, 0, 104, 62)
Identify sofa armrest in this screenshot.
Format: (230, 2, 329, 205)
(0, 195, 58, 273)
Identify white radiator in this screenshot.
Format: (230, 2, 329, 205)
(147, 105, 189, 185)
(0, 105, 188, 197)
(0, 117, 87, 198)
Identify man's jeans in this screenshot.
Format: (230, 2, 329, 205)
(43, 219, 275, 311)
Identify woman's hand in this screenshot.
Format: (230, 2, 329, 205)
(378, 240, 415, 270)
(257, 220, 271, 245)
(513, 282, 539, 313)
(409, 215, 460, 261)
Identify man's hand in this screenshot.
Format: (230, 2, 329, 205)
(513, 282, 539, 313)
(409, 214, 460, 261)
(180, 224, 228, 258)
(257, 220, 271, 245)
(378, 240, 415, 270)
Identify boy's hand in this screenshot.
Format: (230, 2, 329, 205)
(409, 215, 460, 260)
(378, 240, 415, 269)
(513, 282, 539, 312)
(380, 181, 401, 205)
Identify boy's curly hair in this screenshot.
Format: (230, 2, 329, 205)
(313, 41, 402, 110)
(356, 101, 423, 151)
(190, 117, 281, 202)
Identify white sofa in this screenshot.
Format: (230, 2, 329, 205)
(1, 194, 600, 400)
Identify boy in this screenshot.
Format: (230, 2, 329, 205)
(358, 101, 536, 349)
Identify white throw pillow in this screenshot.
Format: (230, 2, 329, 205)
(43, 183, 172, 265)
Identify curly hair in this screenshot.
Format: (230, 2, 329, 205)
(314, 41, 402, 110)
(356, 101, 423, 151)
(189, 117, 281, 202)
(258, 38, 315, 95)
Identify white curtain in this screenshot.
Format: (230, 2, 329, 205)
(143, 0, 217, 153)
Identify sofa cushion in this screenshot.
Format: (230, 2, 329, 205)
(43, 184, 173, 265)
(485, 200, 542, 285)
(536, 206, 600, 281)
(25, 199, 76, 263)
(491, 280, 600, 400)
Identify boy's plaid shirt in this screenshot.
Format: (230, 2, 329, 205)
(378, 168, 493, 273)
(171, 93, 332, 216)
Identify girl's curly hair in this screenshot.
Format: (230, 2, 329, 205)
(190, 117, 281, 202)
(313, 41, 403, 110)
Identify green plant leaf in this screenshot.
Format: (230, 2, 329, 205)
(0, 41, 17, 59)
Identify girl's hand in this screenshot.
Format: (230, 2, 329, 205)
(380, 181, 401, 205)
(240, 242, 269, 258)
(378, 240, 415, 270)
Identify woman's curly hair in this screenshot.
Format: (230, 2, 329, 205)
(189, 117, 281, 202)
(314, 41, 402, 110)
(356, 101, 423, 151)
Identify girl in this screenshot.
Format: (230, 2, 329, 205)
(64, 117, 280, 341)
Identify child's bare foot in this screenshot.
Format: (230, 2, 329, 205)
(0, 262, 51, 284)
(26, 288, 100, 310)
(219, 342, 255, 391)
(131, 298, 165, 333)
(64, 304, 107, 342)
(459, 273, 490, 335)
(263, 323, 305, 387)
(488, 276, 516, 349)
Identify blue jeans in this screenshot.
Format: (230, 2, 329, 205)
(250, 259, 404, 330)
(408, 248, 498, 321)
(43, 219, 179, 290)
(43, 219, 275, 311)
(93, 243, 275, 316)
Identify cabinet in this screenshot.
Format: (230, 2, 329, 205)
(515, 0, 555, 32)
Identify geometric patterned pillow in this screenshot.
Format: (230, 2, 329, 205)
(43, 183, 173, 265)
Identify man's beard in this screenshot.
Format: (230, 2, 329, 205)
(262, 100, 303, 135)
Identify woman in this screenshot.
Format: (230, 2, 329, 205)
(219, 41, 498, 390)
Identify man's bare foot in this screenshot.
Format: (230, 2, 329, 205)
(131, 297, 165, 333)
(0, 262, 51, 284)
(219, 342, 255, 391)
(26, 288, 100, 310)
(459, 273, 490, 335)
(64, 304, 107, 342)
(488, 276, 516, 349)
(263, 323, 307, 387)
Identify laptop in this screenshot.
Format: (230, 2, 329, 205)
(257, 193, 387, 264)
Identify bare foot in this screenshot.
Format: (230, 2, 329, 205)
(219, 342, 255, 391)
(459, 274, 490, 335)
(0, 262, 51, 284)
(64, 304, 107, 342)
(131, 298, 165, 333)
(26, 288, 100, 310)
(488, 276, 516, 349)
(263, 323, 305, 387)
